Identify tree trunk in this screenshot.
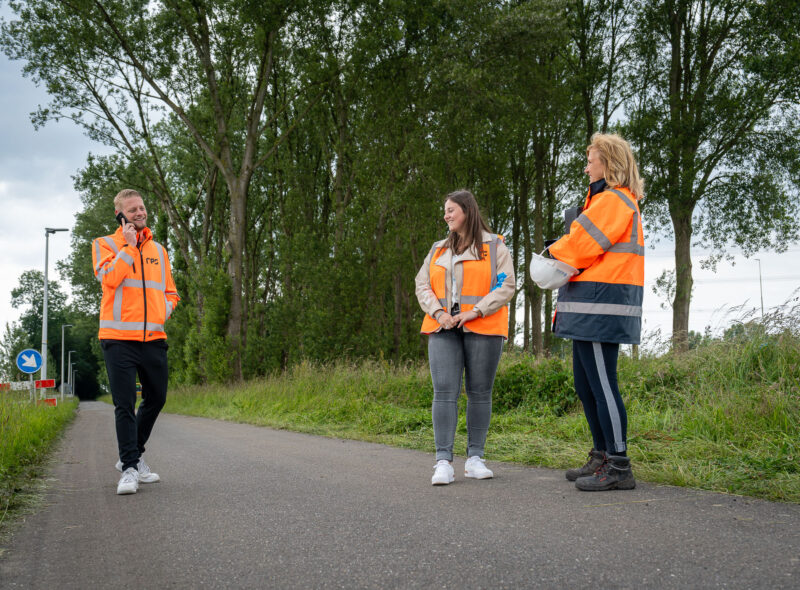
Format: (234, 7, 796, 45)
(393, 266, 403, 361)
(531, 144, 547, 354)
(226, 179, 247, 380)
(544, 290, 552, 351)
(544, 177, 557, 352)
(518, 170, 533, 352)
(508, 154, 522, 346)
(671, 208, 693, 352)
(332, 78, 351, 253)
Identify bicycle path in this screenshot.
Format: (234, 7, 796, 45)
(1, 401, 798, 588)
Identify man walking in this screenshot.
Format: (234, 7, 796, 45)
(92, 189, 180, 495)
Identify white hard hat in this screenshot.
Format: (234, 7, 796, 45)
(529, 250, 578, 290)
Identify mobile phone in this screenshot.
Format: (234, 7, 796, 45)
(116, 212, 130, 227)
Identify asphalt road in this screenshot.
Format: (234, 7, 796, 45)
(1, 401, 798, 589)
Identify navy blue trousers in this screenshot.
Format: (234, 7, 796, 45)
(572, 340, 627, 454)
(101, 339, 168, 471)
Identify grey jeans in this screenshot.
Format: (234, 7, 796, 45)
(428, 329, 504, 461)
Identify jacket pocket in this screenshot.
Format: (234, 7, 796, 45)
(563, 281, 596, 301)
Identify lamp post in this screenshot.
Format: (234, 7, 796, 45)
(60, 324, 73, 401)
(754, 258, 764, 318)
(72, 371, 78, 398)
(67, 351, 76, 396)
(41, 227, 69, 381)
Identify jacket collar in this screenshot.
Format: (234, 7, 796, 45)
(435, 230, 494, 266)
(589, 178, 607, 197)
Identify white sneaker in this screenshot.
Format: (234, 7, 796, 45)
(465, 456, 494, 479)
(431, 460, 455, 485)
(117, 467, 139, 495)
(115, 458, 160, 483)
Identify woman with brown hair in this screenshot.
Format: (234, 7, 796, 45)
(547, 133, 645, 491)
(415, 190, 515, 485)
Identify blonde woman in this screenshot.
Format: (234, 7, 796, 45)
(548, 133, 645, 491)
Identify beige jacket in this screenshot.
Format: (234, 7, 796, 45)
(415, 231, 515, 333)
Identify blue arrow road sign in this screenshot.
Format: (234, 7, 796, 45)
(16, 349, 42, 374)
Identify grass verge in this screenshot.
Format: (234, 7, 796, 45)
(148, 327, 799, 503)
(0, 394, 78, 547)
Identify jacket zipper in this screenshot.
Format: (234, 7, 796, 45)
(139, 245, 147, 342)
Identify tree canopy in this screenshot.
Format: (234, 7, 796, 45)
(2, 0, 798, 385)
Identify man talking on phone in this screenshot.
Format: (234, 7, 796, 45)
(92, 189, 180, 495)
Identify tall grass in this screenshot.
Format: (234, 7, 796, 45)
(161, 320, 799, 503)
(0, 393, 77, 535)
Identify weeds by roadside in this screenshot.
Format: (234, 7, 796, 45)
(153, 322, 799, 503)
(0, 395, 77, 544)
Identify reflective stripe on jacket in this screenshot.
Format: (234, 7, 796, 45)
(92, 226, 180, 342)
(548, 186, 644, 344)
(415, 231, 514, 338)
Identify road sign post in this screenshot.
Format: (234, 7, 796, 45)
(16, 349, 43, 403)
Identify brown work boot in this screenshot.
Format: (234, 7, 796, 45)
(575, 454, 636, 491)
(565, 448, 606, 481)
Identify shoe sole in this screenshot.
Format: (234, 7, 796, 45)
(575, 480, 636, 491)
(116, 486, 138, 495)
(432, 476, 454, 485)
(116, 462, 160, 483)
(465, 472, 493, 479)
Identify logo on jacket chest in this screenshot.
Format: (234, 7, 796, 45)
(145, 257, 159, 265)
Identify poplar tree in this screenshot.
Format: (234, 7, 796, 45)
(627, 0, 800, 350)
(1, 0, 335, 377)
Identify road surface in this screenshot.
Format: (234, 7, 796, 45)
(1, 401, 798, 588)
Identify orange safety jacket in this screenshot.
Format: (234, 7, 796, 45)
(548, 184, 644, 344)
(420, 234, 510, 338)
(92, 226, 180, 342)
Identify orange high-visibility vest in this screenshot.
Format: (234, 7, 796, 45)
(420, 235, 509, 338)
(92, 226, 180, 342)
(548, 186, 644, 344)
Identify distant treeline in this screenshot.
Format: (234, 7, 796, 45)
(1, 1, 798, 388)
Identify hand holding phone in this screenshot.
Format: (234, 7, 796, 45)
(116, 211, 136, 247)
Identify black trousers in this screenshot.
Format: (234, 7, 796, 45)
(572, 340, 628, 454)
(101, 339, 168, 471)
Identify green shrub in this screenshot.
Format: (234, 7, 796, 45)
(493, 356, 576, 414)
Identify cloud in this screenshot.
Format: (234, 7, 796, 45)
(0, 50, 103, 328)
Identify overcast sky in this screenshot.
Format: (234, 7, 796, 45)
(1, 22, 798, 352)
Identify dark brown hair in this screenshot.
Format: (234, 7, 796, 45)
(443, 189, 491, 256)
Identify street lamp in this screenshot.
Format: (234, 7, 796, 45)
(60, 324, 73, 401)
(69, 363, 76, 396)
(72, 371, 78, 398)
(41, 227, 69, 381)
(754, 258, 764, 317)
(67, 351, 76, 396)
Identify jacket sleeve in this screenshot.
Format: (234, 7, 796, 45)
(163, 249, 180, 319)
(473, 240, 515, 318)
(92, 237, 135, 288)
(414, 245, 443, 318)
(548, 190, 635, 270)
